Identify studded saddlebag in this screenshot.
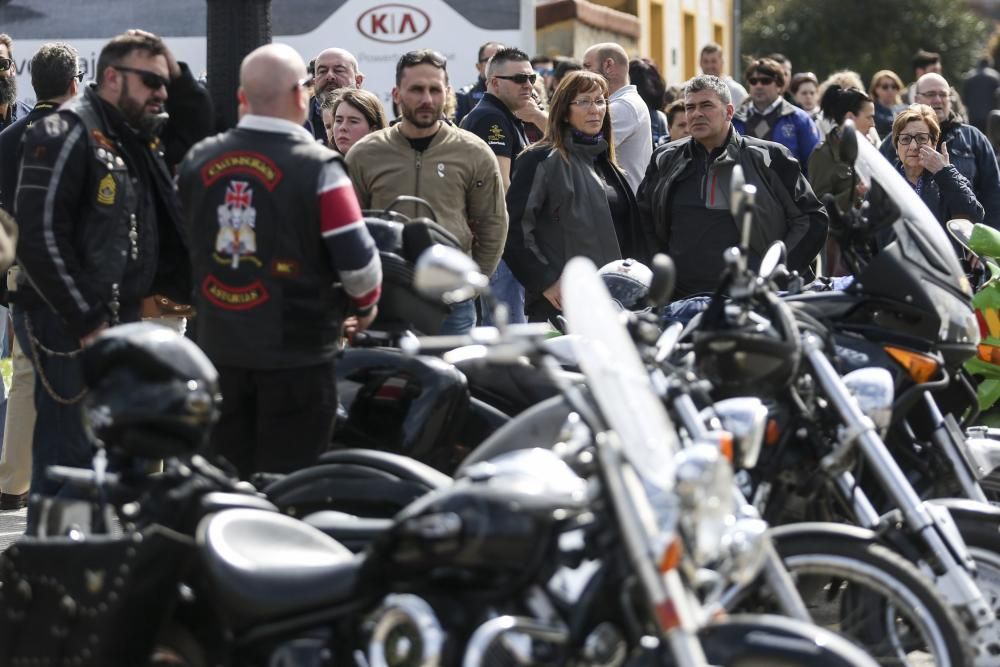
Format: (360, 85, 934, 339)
(0, 525, 194, 667)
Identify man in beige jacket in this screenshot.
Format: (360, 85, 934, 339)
(347, 49, 507, 334)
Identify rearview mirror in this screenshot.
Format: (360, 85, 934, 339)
(413, 245, 488, 303)
(759, 241, 786, 280)
(648, 253, 676, 309)
(839, 119, 858, 166)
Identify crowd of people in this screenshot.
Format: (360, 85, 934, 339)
(0, 28, 998, 521)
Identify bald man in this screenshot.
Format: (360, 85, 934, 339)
(308, 47, 364, 144)
(880, 71, 1000, 228)
(178, 43, 383, 477)
(583, 42, 651, 193)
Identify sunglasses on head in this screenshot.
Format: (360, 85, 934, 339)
(0, 58, 11, 72)
(748, 76, 774, 86)
(495, 73, 537, 85)
(114, 65, 169, 91)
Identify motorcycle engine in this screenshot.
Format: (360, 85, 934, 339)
(367, 594, 445, 667)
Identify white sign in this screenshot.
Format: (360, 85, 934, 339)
(5, 0, 534, 112)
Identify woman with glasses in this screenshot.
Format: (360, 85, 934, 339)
(869, 69, 906, 139)
(504, 70, 645, 324)
(892, 104, 983, 227)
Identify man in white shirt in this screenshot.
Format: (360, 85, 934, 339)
(699, 42, 747, 107)
(583, 42, 651, 193)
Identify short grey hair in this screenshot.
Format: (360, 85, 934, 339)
(683, 75, 731, 105)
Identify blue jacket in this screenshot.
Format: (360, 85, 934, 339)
(879, 112, 1000, 229)
(733, 98, 821, 173)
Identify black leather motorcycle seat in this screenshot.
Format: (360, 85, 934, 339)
(317, 448, 452, 490)
(197, 508, 362, 626)
(304, 510, 394, 552)
(454, 358, 560, 416)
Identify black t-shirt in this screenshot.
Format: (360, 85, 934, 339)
(406, 130, 439, 153)
(460, 92, 528, 161)
(668, 145, 740, 297)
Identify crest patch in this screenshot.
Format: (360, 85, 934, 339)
(213, 180, 261, 268)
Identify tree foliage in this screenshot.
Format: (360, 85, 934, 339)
(740, 0, 991, 88)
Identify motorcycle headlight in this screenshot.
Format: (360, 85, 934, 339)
(717, 517, 769, 585)
(674, 443, 735, 567)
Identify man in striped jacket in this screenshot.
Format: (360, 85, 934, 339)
(178, 43, 382, 478)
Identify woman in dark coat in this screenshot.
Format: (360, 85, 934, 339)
(504, 70, 646, 323)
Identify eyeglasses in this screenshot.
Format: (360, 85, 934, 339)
(748, 76, 775, 86)
(495, 73, 537, 85)
(114, 66, 169, 91)
(536, 68, 555, 77)
(916, 90, 949, 100)
(291, 75, 312, 92)
(570, 98, 607, 109)
(0, 58, 12, 72)
(898, 132, 932, 146)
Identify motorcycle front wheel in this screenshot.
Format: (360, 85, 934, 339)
(729, 529, 972, 667)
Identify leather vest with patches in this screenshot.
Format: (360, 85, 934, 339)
(180, 128, 348, 369)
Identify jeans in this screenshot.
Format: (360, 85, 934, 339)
(438, 298, 477, 335)
(480, 259, 526, 326)
(23, 308, 92, 505)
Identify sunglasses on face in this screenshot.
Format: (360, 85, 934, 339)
(495, 73, 537, 85)
(0, 58, 12, 72)
(748, 76, 774, 86)
(113, 65, 169, 91)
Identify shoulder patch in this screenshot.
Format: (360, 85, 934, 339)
(42, 114, 68, 137)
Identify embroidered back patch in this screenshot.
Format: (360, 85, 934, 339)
(202, 275, 270, 310)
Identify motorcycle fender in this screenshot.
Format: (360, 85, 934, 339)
(766, 521, 881, 546)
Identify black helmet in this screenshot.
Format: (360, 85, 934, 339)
(80, 322, 220, 458)
(598, 258, 652, 312)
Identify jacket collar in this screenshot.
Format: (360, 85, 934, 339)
(239, 114, 318, 142)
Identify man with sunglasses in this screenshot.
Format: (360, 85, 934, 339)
(0, 35, 30, 135)
(13, 31, 206, 516)
(732, 57, 820, 172)
(460, 46, 539, 325)
(583, 42, 652, 194)
(879, 71, 1000, 229)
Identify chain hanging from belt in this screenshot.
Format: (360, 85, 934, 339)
(24, 284, 121, 405)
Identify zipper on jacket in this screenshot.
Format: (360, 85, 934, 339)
(414, 150, 422, 203)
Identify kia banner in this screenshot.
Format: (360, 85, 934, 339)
(0, 0, 535, 111)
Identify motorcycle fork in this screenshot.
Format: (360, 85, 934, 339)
(919, 393, 990, 503)
(803, 335, 997, 631)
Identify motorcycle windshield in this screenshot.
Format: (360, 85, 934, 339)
(561, 257, 678, 491)
(852, 135, 978, 346)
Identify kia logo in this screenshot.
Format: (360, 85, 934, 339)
(357, 4, 431, 44)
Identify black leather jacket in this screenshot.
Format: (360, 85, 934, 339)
(15, 85, 192, 337)
(636, 127, 828, 274)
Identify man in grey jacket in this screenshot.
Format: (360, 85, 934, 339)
(637, 75, 827, 298)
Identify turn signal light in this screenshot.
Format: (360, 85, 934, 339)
(977, 344, 1000, 366)
(659, 538, 682, 573)
(884, 346, 939, 384)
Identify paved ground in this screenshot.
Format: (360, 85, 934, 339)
(0, 506, 26, 552)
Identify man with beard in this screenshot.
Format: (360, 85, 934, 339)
(0, 35, 31, 134)
(880, 71, 1000, 229)
(14, 31, 202, 515)
(346, 49, 507, 334)
(307, 47, 363, 144)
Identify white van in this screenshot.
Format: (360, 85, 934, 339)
(4, 0, 535, 110)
